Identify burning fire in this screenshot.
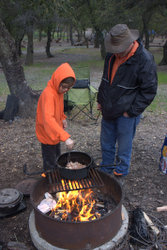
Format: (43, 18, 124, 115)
(52, 180, 101, 222)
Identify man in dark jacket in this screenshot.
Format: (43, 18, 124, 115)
(97, 24, 157, 183)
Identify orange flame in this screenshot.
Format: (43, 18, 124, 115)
(52, 180, 100, 222)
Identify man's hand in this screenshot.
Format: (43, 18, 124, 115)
(63, 119, 67, 129)
(123, 112, 129, 117)
(97, 103, 102, 111)
(65, 138, 74, 150)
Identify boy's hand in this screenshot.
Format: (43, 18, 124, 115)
(63, 119, 67, 129)
(65, 138, 74, 150)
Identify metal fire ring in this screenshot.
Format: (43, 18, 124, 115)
(31, 171, 123, 249)
(0, 188, 21, 207)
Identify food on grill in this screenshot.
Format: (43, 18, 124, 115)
(66, 161, 86, 170)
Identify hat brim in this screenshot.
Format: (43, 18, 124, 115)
(105, 29, 139, 54)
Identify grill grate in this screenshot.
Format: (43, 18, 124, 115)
(46, 169, 104, 193)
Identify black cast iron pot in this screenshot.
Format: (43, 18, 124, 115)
(56, 151, 93, 180)
(0, 188, 23, 214)
(56, 151, 120, 180)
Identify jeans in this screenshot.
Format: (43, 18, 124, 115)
(100, 115, 140, 176)
(41, 143, 61, 171)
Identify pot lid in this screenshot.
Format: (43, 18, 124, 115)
(0, 188, 21, 206)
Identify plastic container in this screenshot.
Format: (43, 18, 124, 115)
(159, 135, 167, 174)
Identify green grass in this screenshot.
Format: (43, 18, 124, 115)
(150, 47, 163, 65)
(73, 59, 104, 69)
(158, 72, 167, 84)
(61, 47, 100, 56)
(147, 90, 167, 113)
(24, 65, 56, 90)
(0, 76, 9, 96)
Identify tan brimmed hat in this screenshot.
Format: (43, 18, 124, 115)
(105, 24, 139, 53)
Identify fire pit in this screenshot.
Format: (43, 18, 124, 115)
(30, 170, 124, 249)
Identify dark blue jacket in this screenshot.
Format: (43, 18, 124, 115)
(97, 40, 157, 120)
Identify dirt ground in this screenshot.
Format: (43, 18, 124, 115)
(0, 42, 167, 249)
(0, 110, 167, 249)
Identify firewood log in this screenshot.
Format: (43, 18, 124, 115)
(156, 205, 167, 212)
(143, 211, 160, 235)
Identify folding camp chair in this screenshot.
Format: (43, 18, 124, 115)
(64, 78, 99, 121)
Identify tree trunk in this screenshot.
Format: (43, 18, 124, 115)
(159, 40, 167, 65)
(100, 37, 106, 59)
(39, 29, 42, 42)
(144, 30, 150, 50)
(69, 25, 74, 46)
(85, 0, 103, 53)
(142, 11, 152, 50)
(0, 18, 39, 118)
(142, 15, 149, 50)
(15, 30, 25, 57)
(25, 25, 34, 65)
(84, 30, 89, 49)
(15, 38, 23, 57)
(94, 29, 101, 48)
(46, 26, 54, 58)
(15, 35, 24, 57)
(67, 27, 70, 43)
(76, 29, 82, 42)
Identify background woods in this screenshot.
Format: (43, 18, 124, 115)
(0, 0, 167, 117)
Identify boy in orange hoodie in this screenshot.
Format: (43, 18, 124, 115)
(36, 63, 76, 171)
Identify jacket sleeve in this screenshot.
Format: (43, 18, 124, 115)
(42, 92, 70, 142)
(127, 55, 158, 117)
(97, 53, 111, 104)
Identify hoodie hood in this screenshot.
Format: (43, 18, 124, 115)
(47, 63, 76, 92)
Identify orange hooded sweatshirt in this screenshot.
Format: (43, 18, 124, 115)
(36, 63, 76, 145)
